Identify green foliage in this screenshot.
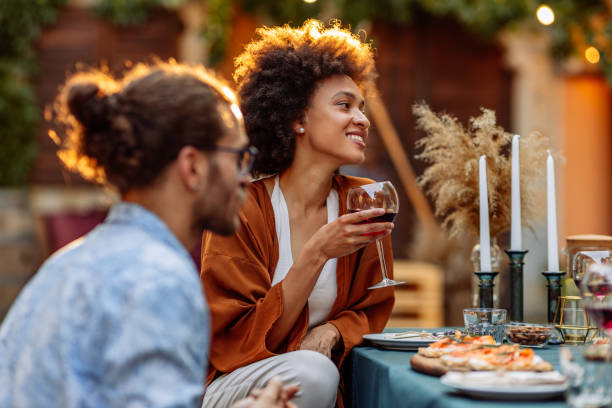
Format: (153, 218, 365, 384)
(239, 0, 323, 25)
(3, 0, 611, 186)
(236, 0, 535, 37)
(0, 0, 67, 186)
(203, 0, 234, 66)
(546, 0, 607, 58)
(0, 0, 67, 61)
(95, 0, 166, 25)
(94, 0, 612, 82)
(0, 65, 38, 186)
(420, 0, 534, 36)
(95, 0, 231, 65)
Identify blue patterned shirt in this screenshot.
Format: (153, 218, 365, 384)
(0, 202, 209, 407)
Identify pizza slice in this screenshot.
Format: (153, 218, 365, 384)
(417, 332, 496, 358)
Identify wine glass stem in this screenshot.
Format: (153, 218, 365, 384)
(376, 239, 390, 281)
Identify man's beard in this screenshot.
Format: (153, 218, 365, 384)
(191, 160, 241, 237)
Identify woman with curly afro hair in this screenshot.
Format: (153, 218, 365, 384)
(201, 20, 395, 408)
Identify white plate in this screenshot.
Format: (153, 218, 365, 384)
(440, 371, 567, 400)
(362, 333, 440, 350)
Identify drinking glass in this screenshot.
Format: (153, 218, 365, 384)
(346, 181, 404, 289)
(552, 296, 596, 344)
(581, 263, 612, 339)
(560, 346, 612, 408)
(462, 308, 506, 343)
(572, 250, 612, 293)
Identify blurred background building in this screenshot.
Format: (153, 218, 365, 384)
(1, 0, 611, 326)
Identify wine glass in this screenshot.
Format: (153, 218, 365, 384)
(346, 181, 405, 289)
(580, 262, 612, 339)
(572, 249, 612, 292)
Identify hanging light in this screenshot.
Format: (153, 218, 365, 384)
(303, 0, 317, 3)
(585, 47, 601, 64)
(536, 5, 555, 26)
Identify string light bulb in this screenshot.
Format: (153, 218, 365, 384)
(536, 5, 555, 25)
(303, 0, 317, 3)
(585, 47, 601, 64)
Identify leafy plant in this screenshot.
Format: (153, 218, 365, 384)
(0, 65, 38, 186)
(0, 0, 67, 186)
(94, 0, 612, 82)
(94, 0, 163, 25)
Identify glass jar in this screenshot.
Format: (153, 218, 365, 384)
(563, 235, 612, 295)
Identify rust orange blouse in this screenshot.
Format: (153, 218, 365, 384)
(200, 174, 395, 386)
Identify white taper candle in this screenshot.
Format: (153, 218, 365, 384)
(547, 150, 559, 271)
(510, 134, 522, 251)
(479, 155, 492, 271)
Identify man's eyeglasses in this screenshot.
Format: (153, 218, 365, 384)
(200, 145, 258, 175)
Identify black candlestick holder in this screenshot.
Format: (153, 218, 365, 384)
(505, 250, 528, 322)
(474, 271, 499, 308)
(541, 271, 566, 323)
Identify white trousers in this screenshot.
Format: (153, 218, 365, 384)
(202, 350, 339, 408)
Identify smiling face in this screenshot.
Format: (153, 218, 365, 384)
(298, 74, 370, 167)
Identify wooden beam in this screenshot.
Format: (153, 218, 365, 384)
(367, 93, 438, 234)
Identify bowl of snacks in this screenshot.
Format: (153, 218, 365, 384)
(505, 322, 552, 347)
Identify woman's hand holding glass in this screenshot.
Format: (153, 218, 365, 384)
(307, 208, 394, 261)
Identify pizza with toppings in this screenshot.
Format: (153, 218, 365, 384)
(411, 332, 553, 375)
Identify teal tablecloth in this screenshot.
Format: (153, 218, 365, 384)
(351, 330, 566, 408)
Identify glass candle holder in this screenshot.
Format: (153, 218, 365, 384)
(553, 296, 598, 344)
(470, 238, 502, 307)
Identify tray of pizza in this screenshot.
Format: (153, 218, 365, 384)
(410, 335, 553, 376)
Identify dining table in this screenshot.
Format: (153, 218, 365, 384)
(350, 328, 566, 408)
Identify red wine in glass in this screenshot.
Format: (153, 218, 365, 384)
(346, 181, 404, 289)
(348, 210, 398, 224)
(585, 304, 612, 334)
(348, 210, 397, 237)
(587, 282, 611, 298)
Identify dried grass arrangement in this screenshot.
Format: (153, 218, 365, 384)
(413, 102, 549, 240)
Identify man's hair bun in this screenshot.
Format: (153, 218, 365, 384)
(66, 82, 111, 132)
(50, 62, 237, 193)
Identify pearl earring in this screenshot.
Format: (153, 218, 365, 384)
(298, 127, 305, 134)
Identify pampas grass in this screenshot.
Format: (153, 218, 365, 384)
(413, 102, 549, 240)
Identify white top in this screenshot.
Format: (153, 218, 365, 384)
(270, 176, 338, 328)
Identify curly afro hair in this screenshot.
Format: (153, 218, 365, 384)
(234, 19, 377, 177)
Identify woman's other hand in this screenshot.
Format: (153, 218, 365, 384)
(299, 323, 341, 358)
(307, 208, 393, 262)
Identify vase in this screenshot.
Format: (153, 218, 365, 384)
(470, 238, 502, 307)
